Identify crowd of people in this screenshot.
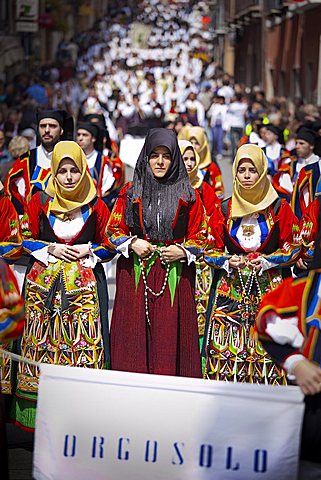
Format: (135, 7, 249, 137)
(1, 0, 321, 479)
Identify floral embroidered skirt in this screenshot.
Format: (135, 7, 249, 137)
(203, 266, 287, 385)
(9, 258, 109, 430)
(195, 259, 212, 373)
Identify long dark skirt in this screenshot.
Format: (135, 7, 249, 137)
(111, 255, 202, 378)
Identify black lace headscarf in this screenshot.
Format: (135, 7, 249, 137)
(125, 128, 196, 241)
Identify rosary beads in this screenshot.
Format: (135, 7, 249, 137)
(138, 251, 170, 326)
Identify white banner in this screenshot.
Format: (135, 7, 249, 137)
(33, 365, 304, 480)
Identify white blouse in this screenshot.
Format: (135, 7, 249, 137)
(31, 208, 97, 267)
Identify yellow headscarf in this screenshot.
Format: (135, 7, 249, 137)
(185, 126, 212, 169)
(46, 141, 97, 219)
(178, 140, 202, 188)
(177, 124, 191, 141)
(231, 144, 279, 218)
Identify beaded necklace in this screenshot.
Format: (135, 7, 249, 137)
(138, 249, 170, 326)
(205, 266, 262, 375)
(237, 267, 262, 319)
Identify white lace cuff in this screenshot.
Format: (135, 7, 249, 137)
(259, 257, 277, 274)
(82, 242, 98, 267)
(283, 354, 306, 375)
(176, 244, 196, 265)
(31, 245, 52, 266)
(119, 236, 137, 258)
(221, 259, 233, 276)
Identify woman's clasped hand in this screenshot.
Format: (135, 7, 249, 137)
(130, 238, 186, 263)
(228, 252, 262, 271)
(48, 243, 91, 261)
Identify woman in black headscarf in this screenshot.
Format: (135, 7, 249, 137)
(106, 128, 207, 377)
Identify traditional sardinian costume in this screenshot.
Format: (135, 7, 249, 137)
(292, 159, 321, 220)
(0, 259, 25, 478)
(92, 151, 124, 210)
(273, 129, 319, 206)
(178, 140, 220, 218)
(84, 113, 120, 159)
(11, 142, 113, 431)
(0, 188, 23, 396)
(203, 144, 300, 384)
(272, 152, 299, 203)
(77, 122, 125, 211)
(0, 188, 22, 262)
(4, 110, 74, 293)
(298, 196, 321, 265)
(106, 129, 207, 377)
(257, 237, 321, 464)
(262, 124, 288, 177)
(185, 126, 224, 200)
(178, 140, 218, 368)
(4, 110, 74, 215)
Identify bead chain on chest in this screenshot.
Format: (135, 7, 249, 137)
(138, 251, 170, 326)
(206, 268, 262, 354)
(237, 267, 262, 317)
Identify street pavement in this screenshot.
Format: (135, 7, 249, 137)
(7, 425, 33, 480)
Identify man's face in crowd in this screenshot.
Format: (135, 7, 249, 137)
(265, 130, 278, 145)
(76, 129, 95, 154)
(38, 118, 63, 151)
(296, 139, 313, 159)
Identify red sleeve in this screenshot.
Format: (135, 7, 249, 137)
(0, 195, 21, 243)
(22, 192, 45, 240)
(271, 170, 292, 201)
(184, 190, 207, 250)
(4, 154, 31, 214)
(256, 276, 306, 349)
(199, 182, 219, 217)
(299, 198, 319, 243)
(105, 183, 131, 248)
(93, 198, 111, 245)
(111, 140, 119, 156)
(206, 202, 225, 251)
(110, 155, 125, 189)
(260, 199, 300, 266)
(276, 199, 300, 245)
(208, 162, 224, 199)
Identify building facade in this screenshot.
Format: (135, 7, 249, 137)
(212, 0, 321, 104)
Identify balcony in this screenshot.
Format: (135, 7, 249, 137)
(267, 0, 284, 11)
(235, 0, 261, 18)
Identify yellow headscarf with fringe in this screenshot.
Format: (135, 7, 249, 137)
(231, 144, 278, 218)
(178, 140, 202, 188)
(46, 141, 97, 219)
